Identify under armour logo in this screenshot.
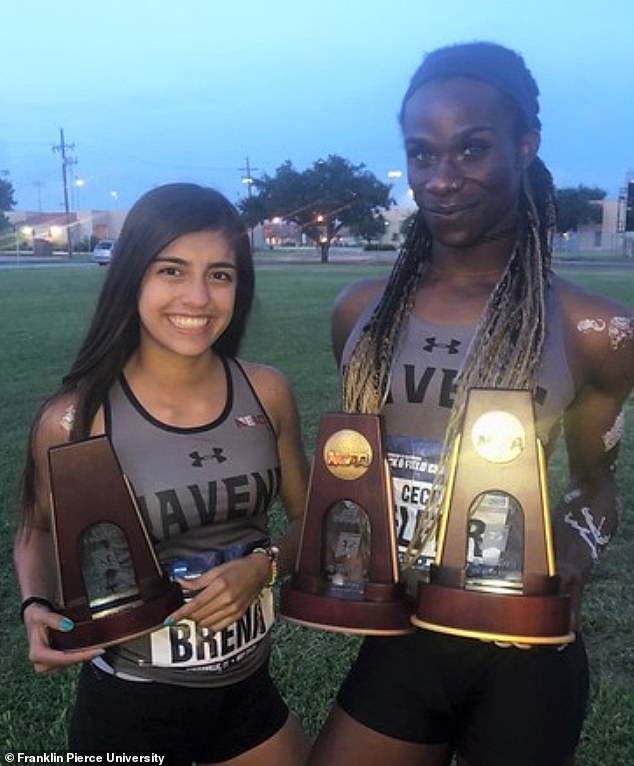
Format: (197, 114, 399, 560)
(189, 448, 227, 467)
(423, 337, 461, 354)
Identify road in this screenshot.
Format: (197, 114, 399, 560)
(1, 250, 634, 270)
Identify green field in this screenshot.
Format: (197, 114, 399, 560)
(1, 262, 633, 762)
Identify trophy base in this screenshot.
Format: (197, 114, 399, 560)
(279, 581, 414, 636)
(413, 582, 575, 646)
(50, 581, 183, 651)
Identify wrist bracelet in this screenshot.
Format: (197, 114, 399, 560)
(20, 596, 55, 623)
(251, 546, 280, 587)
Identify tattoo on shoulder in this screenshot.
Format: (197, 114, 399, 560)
(60, 404, 76, 433)
(576, 315, 634, 351)
(608, 316, 634, 350)
(576, 318, 605, 334)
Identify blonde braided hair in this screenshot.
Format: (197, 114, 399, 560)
(341, 158, 556, 567)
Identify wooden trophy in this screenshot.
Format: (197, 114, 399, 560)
(48, 435, 183, 651)
(413, 388, 574, 645)
(280, 413, 413, 634)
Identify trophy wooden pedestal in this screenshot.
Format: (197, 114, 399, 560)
(412, 389, 574, 645)
(280, 413, 413, 635)
(48, 436, 183, 651)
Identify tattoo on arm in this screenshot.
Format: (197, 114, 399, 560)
(563, 507, 611, 562)
(563, 487, 582, 504)
(602, 410, 624, 452)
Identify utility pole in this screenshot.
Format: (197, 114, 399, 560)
(239, 156, 259, 250)
(52, 128, 76, 256)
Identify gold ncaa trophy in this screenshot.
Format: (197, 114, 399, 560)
(413, 388, 574, 645)
(48, 435, 183, 651)
(280, 412, 413, 634)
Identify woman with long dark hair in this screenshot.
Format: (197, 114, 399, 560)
(15, 183, 309, 765)
(309, 42, 634, 766)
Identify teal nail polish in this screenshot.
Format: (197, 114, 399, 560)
(163, 616, 175, 627)
(58, 617, 74, 632)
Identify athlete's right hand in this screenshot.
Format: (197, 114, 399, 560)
(165, 553, 272, 632)
(22, 603, 104, 673)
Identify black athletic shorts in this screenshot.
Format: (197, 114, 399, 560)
(69, 660, 289, 765)
(337, 629, 589, 766)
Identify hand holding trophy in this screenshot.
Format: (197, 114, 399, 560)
(48, 435, 182, 651)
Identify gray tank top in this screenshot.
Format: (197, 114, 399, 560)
(341, 281, 575, 568)
(97, 356, 280, 687)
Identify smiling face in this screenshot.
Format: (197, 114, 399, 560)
(137, 229, 237, 361)
(402, 77, 539, 249)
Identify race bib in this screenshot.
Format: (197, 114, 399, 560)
(149, 589, 274, 672)
(387, 435, 441, 568)
(387, 435, 523, 583)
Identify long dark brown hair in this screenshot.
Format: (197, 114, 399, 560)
(19, 183, 254, 529)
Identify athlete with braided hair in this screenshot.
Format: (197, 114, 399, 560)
(309, 42, 634, 766)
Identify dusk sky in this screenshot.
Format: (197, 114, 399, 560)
(3, 0, 633, 214)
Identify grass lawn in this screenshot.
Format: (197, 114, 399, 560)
(1, 262, 633, 762)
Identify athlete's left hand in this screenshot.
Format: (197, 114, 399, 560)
(164, 553, 271, 631)
(552, 509, 595, 632)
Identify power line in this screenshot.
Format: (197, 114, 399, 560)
(238, 156, 259, 187)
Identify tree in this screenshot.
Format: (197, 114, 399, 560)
(400, 211, 417, 237)
(239, 194, 269, 232)
(0, 175, 17, 233)
(348, 211, 387, 244)
(239, 155, 392, 262)
(555, 185, 606, 233)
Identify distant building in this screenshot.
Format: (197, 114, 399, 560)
(380, 205, 416, 246)
(4, 208, 127, 251)
(254, 204, 417, 250)
(553, 196, 631, 257)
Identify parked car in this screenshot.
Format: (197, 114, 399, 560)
(92, 239, 116, 265)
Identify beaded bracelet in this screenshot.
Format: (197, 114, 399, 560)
(20, 596, 55, 623)
(251, 546, 280, 587)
